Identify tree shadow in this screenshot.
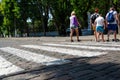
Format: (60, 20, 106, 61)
(1, 56, 120, 80)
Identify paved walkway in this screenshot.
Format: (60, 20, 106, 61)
(0, 35, 120, 80)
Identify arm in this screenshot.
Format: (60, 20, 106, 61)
(75, 16, 81, 27)
(105, 15, 108, 27)
(90, 18, 93, 29)
(115, 13, 120, 26)
(103, 20, 106, 29)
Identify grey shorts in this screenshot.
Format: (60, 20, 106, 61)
(70, 25, 78, 29)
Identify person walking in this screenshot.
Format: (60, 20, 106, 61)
(106, 7, 120, 42)
(94, 14, 105, 42)
(90, 8, 99, 41)
(69, 11, 81, 42)
(118, 13, 120, 34)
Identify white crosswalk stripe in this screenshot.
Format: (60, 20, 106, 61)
(64, 42, 120, 47)
(0, 56, 23, 76)
(0, 42, 119, 76)
(0, 47, 70, 66)
(42, 43, 120, 51)
(21, 45, 107, 57)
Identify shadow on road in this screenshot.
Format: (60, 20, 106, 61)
(1, 55, 120, 80)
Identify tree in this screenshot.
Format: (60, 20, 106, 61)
(0, 0, 20, 37)
(0, 0, 120, 37)
(49, 0, 72, 36)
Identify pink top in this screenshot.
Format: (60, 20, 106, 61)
(70, 15, 79, 27)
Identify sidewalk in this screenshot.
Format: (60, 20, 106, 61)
(36, 34, 120, 42)
(0, 34, 120, 43)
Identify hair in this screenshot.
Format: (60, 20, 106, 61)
(95, 8, 99, 12)
(71, 11, 75, 15)
(110, 7, 115, 10)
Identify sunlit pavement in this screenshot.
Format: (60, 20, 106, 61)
(0, 35, 120, 80)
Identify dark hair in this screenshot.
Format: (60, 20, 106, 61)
(110, 7, 115, 10)
(95, 8, 99, 12)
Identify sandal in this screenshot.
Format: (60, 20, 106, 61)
(71, 40, 74, 42)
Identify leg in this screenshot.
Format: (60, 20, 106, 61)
(70, 28, 74, 42)
(75, 28, 80, 41)
(93, 25, 97, 41)
(114, 31, 117, 41)
(101, 33, 105, 42)
(94, 31, 97, 41)
(96, 32, 100, 42)
(113, 24, 118, 41)
(107, 24, 111, 41)
(107, 30, 111, 41)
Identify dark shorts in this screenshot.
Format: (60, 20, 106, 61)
(107, 24, 118, 31)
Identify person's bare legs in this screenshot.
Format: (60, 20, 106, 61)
(75, 28, 80, 41)
(101, 33, 105, 42)
(114, 31, 117, 41)
(94, 31, 97, 41)
(107, 30, 115, 41)
(70, 29, 74, 42)
(92, 25, 97, 41)
(96, 32, 100, 42)
(107, 30, 111, 41)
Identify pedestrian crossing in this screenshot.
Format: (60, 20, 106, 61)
(65, 42, 120, 47)
(21, 45, 107, 57)
(0, 56, 24, 76)
(0, 42, 119, 77)
(42, 43, 120, 51)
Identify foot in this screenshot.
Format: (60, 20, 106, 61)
(96, 40, 100, 42)
(71, 40, 74, 42)
(106, 39, 109, 42)
(113, 39, 119, 42)
(102, 40, 105, 42)
(112, 39, 114, 41)
(77, 39, 80, 42)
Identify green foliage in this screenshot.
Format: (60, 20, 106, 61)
(0, 0, 20, 36)
(0, 0, 120, 37)
(49, 0, 72, 35)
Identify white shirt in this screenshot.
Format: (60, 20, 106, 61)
(106, 10, 117, 24)
(95, 16, 104, 26)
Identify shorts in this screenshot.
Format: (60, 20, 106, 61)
(92, 25, 96, 31)
(91, 24, 96, 31)
(70, 25, 78, 29)
(107, 24, 118, 31)
(96, 26, 104, 33)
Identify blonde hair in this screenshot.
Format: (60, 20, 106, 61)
(71, 11, 75, 15)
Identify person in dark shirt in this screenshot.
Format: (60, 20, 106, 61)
(90, 8, 99, 41)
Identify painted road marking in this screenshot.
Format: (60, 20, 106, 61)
(0, 47, 71, 66)
(65, 42, 120, 47)
(21, 45, 107, 57)
(0, 56, 23, 76)
(42, 43, 120, 51)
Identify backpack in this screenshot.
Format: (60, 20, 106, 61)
(91, 13, 99, 23)
(107, 11, 114, 23)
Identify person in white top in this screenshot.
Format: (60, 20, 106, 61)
(94, 14, 105, 42)
(106, 7, 120, 42)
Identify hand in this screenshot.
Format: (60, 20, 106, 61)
(104, 27, 105, 30)
(79, 24, 82, 28)
(118, 22, 120, 26)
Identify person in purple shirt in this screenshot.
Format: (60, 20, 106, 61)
(70, 11, 81, 42)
